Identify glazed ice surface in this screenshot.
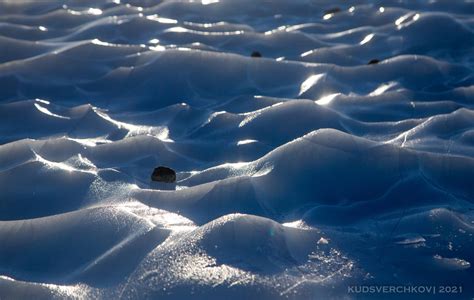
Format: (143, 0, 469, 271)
(0, 0, 473, 299)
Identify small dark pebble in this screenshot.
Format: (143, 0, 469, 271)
(324, 7, 342, 15)
(151, 166, 176, 183)
(368, 59, 381, 65)
(251, 51, 262, 58)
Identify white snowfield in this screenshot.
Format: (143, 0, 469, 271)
(0, 0, 473, 299)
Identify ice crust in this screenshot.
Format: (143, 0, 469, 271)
(0, 1, 473, 299)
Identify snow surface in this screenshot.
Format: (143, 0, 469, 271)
(1, 0, 474, 299)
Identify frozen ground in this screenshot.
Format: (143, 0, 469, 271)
(0, 0, 474, 299)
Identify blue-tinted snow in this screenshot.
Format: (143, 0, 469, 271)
(0, 0, 473, 299)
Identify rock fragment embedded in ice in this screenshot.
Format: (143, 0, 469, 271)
(251, 51, 262, 58)
(151, 166, 176, 183)
(368, 59, 381, 65)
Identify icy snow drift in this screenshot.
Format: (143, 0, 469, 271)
(1, 0, 473, 299)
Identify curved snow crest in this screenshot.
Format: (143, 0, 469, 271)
(1, 0, 474, 299)
(120, 213, 356, 299)
(134, 128, 474, 224)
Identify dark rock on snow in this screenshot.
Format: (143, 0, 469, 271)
(251, 51, 262, 58)
(368, 59, 380, 65)
(151, 166, 176, 183)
